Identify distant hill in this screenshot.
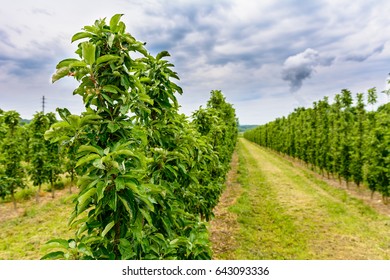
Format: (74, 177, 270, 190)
(20, 119, 31, 125)
(238, 125, 258, 133)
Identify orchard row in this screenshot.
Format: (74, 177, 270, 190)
(0, 110, 64, 206)
(245, 88, 390, 202)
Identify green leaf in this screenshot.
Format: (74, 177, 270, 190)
(140, 77, 152, 84)
(102, 93, 113, 105)
(178, 163, 187, 174)
(120, 104, 130, 115)
(78, 145, 103, 156)
(140, 208, 153, 226)
(69, 61, 88, 68)
(56, 58, 80, 69)
(117, 22, 126, 34)
(78, 188, 96, 206)
(76, 222, 88, 236)
(71, 32, 92, 43)
(96, 55, 120, 65)
(115, 176, 125, 191)
(124, 179, 139, 193)
(110, 14, 123, 31)
(156, 50, 170, 60)
(112, 149, 135, 158)
(57, 108, 71, 121)
(119, 238, 134, 259)
(41, 251, 65, 260)
(76, 153, 100, 167)
(45, 239, 69, 249)
(107, 122, 120, 133)
(166, 165, 178, 178)
(101, 221, 115, 237)
(139, 93, 154, 105)
(52, 67, 70, 83)
(68, 239, 77, 249)
(108, 34, 115, 48)
(96, 181, 107, 201)
(124, 189, 138, 222)
(77, 243, 93, 257)
(118, 195, 132, 215)
(92, 158, 105, 170)
(82, 42, 96, 66)
(139, 195, 155, 212)
(102, 85, 120, 94)
(108, 192, 118, 211)
(172, 83, 183, 94)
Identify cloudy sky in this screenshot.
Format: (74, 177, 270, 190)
(1, 0, 390, 125)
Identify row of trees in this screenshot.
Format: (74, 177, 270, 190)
(244, 88, 390, 202)
(0, 110, 66, 208)
(42, 14, 238, 260)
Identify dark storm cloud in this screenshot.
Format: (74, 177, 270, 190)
(0, 41, 62, 78)
(281, 48, 335, 92)
(345, 44, 385, 62)
(137, 1, 227, 47)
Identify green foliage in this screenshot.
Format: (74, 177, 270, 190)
(0, 110, 26, 208)
(43, 14, 238, 260)
(193, 90, 238, 179)
(244, 88, 390, 201)
(29, 112, 63, 201)
(365, 103, 390, 201)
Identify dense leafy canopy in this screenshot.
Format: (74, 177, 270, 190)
(245, 88, 390, 202)
(42, 14, 238, 260)
(0, 111, 26, 208)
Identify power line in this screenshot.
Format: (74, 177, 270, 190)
(42, 95, 45, 114)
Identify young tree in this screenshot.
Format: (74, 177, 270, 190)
(29, 112, 51, 202)
(0, 111, 26, 209)
(365, 103, 390, 202)
(350, 92, 365, 187)
(44, 14, 236, 260)
(339, 89, 353, 186)
(367, 87, 377, 111)
(45, 113, 62, 198)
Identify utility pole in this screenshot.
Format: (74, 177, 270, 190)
(42, 95, 45, 114)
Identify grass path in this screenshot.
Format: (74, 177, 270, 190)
(0, 190, 75, 260)
(211, 138, 390, 260)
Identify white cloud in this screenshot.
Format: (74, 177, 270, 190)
(1, 0, 390, 124)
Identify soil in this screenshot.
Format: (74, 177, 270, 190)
(209, 150, 243, 259)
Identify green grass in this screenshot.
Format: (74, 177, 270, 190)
(0, 192, 76, 260)
(229, 140, 310, 259)
(223, 138, 390, 260)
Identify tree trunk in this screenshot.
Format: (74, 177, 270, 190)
(11, 190, 17, 210)
(36, 184, 41, 203)
(51, 180, 55, 199)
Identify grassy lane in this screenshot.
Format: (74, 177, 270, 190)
(213, 138, 390, 259)
(0, 191, 75, 260)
